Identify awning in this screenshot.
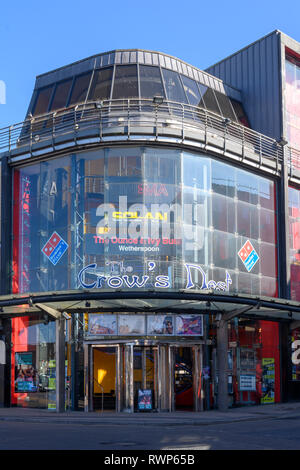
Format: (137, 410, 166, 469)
(0, 289, 300, 324)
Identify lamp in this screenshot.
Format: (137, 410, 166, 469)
(223, 117, 231, 125)
(153, 95, 164, 105)
(278, 137, 288, 146)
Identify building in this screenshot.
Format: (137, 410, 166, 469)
(0, 30, 300, 413)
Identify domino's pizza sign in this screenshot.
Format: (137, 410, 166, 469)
(42, 232, 69, 266)
(238, 240, 259, 272)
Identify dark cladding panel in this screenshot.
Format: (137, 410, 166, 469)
(206, 31, 282, 139)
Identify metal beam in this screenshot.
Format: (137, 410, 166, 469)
(35, 303, 62, 320)
(222, 303, 260, 322)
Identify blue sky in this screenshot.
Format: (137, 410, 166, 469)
(0, 0, 299, 128)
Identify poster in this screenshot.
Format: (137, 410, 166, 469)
(138, 389, 152, 410)
(89, 315, 117, 335)
(147, 315, 174, 335)
(239, 374, 256, 391)
(119, 315, 145, 335)
(261, 358, 275, 404)
(176, 315, 203, 336)
(15, 352, 37, 393)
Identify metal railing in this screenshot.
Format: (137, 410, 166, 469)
(287, 146, 300, 177)
(0, 98, 283, 166)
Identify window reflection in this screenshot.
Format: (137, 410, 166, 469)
(162, 69, 187, 103)
(49, 79, 72, 111)
(33, 86, 54, 116)
(13, 147, 277, 297)
(112, 65, 138, 99)
(139, 65, 165, 99)
(88, 67, 113, 101)
(69, 72, 92, 106)
(181, 75, 202, 107)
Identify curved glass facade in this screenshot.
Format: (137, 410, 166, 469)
(31, 63, 248, 125)
(13, 147, 278, 297)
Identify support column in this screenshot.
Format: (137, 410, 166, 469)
(217, 318, 228, 412)
(56, 317, 65, 413)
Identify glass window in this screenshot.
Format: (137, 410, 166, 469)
(112, 65, 138, 99)
(183, 153, 210, 191)
(212, 194, 236, 233)
(12, 148, 277, 298)
(214, 90, 237, 121)
(181, 75, 202, 107)
(236, 170, 258, 205)
(237, 202, 259, 240)
(139, 65, 165, 99)
(211, 159, 235, 198)
(68, 72, 92, 106)
(197, 84, 208, 109)
(11, 316, 56, 409)
(200, 87, 220, 115)
(49, 79, 72, 111)
(230, 99, 250, 127)
(88, 67, 113, 101)
(32, 86, 54, 116)
(162, 69, 188, 103)
(213, 231, 237, 269)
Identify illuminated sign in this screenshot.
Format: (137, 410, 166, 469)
(42, 231, 69, 265)
(78, 261, 232, 292)
(112, 211, 168, 220)
(238, 240, 259, 272)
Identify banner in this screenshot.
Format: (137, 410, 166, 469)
(261, 358, 275, 404)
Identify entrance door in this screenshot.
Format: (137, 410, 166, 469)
(133, 346, 158, 411)
(92, 346, 118, 411)
(170, 345, 202, 411)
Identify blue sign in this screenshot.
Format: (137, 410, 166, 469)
(238, 240, 259, 273)
(42, 232, 69, 266)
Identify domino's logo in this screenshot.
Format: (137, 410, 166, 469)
(42, 231, 68, 266)
(238, 240, 259, 272)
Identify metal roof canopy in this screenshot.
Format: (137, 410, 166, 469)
(0, 289, 300, 324)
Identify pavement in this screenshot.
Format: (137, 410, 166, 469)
(1, 402, 300, 426)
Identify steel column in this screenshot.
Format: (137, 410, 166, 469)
(55, 317, 65, 412)
(217, 318, 228, 412)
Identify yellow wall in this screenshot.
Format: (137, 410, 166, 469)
(93, 349, 116, 394)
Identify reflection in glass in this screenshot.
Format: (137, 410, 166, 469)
(33, 86, 54, 116)
(112, 65, 138, 99)
(88, 67, 113, 101)
(162, 69, 188, 103)
(49, 80, 72, 111)
(13, 147, 277, 297)
(139, 65, 165, 99)
(181, 75, 202, 106)
(69, 72, 92, 106)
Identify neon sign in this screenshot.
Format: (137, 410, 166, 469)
(78, 262, 232, 292)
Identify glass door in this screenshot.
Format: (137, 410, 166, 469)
(133, 346, 158, 412)
(91, 345, 120, 411)
(170, 345, 203, 411)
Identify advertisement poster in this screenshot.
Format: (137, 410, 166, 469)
(15, 352, 37, 393)
(138, 389, 152, 410)
(176, 315, 203, 336)
(239, 374, 256, 391)
(147, 315, 174, 335)
(119, 315, 145, 335)
(89, 315, 117, 335)
(261, 358, 275, 404)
